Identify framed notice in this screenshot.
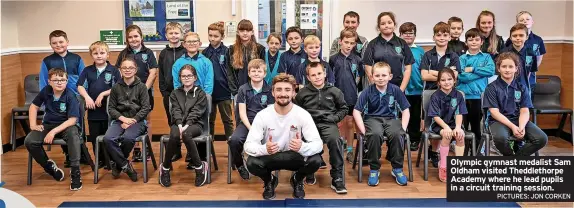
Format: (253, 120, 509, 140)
(124, 0, 196, 43)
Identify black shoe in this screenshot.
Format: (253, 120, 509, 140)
(44, 159, 64, 181)
(171, 151, 183, 162)
(304, 173, 316, 185)
(111, 161, 121, 179)
(194, 161, 209, 187)
(237, 165, 250, 180)
(331, 178, 347, 194)
(123, 162, 138, 182)
(290, 173, 305, 199)
(185, 152, 191, 162)
(97, 160, 106, 169)
(319, 161, 327, 169)
(159, 163, 171, 187)
(70, 167, 82, 191)
(132, 148, 143, 162)
(429, 150, 439, 168)
(262, 174, 278, 200)
(410, 141, 420, 151)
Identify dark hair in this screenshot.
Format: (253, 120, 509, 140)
(465, 28, 483, 41)
(437, 68, 456, 86)
(49, 30, 68, 41)
(448, 16, 464, 28)
(433, 22, 450, 35)
(306, 61, 325, 75)
(496, 52, 521, 75)
(267, 32, 283, 44)
(399, 22, 417, 35)
(120, 55, 137, 67)
(510, 23, 528, 35)
(272, 73, 297, 90)
(178, 64, 198, 82)
(48, 68, 67, 79)
(376, 12, 396, 31)
(343, 11, 360, 23)
(339, 28, 358, 40)
(286, 26, 303, 38)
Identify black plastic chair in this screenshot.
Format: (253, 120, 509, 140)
(531, 75, 573, 145)
(415, 90, 476, 181)
(93, 98, 157, 184)
(351, 92, 414, 183)
(159, 94, 218, 184)
(11, 74, 44, 151)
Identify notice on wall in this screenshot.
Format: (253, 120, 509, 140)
(129, 0, 155, 17)
(166, 1, 190, 19)
(300, 4, 318, 30)
(132, 21, 157, 36)
(100, 30, 124, 45)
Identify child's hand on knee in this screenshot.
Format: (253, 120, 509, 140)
(440, 128, 453, 140)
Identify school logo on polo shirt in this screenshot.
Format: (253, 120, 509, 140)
(356, 44, 363, 53)
(261, 95, 267, 104)
(514, 90, 521, 102)
(219, 55, 225, 64)
(351, 64, 357, 75)
(525, 56, 533, 67)
(532, 44, 539, 52)
(388, 95, 395, 107)
(59, 102, 66, 112)
(104, 73, 112, 84)
(394, 47, 402, 54)
(300, 58, 305, 64)
(444, 58, 451, 66)
(142, 54, 148, 63)
(451, 98, 457, 109)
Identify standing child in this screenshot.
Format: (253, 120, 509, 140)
(158, 22, 187, 161)
(228, 19, 266, 96)
(296, 35, 335, 88)
(353, 62, 410, 186)
(159, 65, 210, 188)
(295, 62, 349, 193)
(265, 33, 283, 84)
(475, 11, 505, 61)
(116, 25, 158, 162)
(278, 26, 307, 78)
(104, 57, 152, 182)
(457, 28, 495, 151)
(501, 23, 538, 93)
(228, 59, 274, 181)
(203, 22, 234, 143)
(447, 17, 468, 56)
(427, 68, 467, 182)
(363, 12, 414, 92)
(77, 41, 121, 168)
(25, 68, 83, 191)
(505, 11, 546, 90)
(483, 52, 547, 156)
(330, 29, 364, 162)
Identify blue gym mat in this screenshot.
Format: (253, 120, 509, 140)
(59, 198, 521, 207)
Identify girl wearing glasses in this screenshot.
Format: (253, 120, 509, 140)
(160, 64, 209, 188)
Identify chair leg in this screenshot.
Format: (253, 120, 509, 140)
(557, 113, 568, 138)
(416, 134, 424, 168)
(80, 142, 95, 172)
(227, 142, 232, 184)
(423, 135, 429, 181)
(146, 137, 157, 170)
(485, 135, 490, 156)
(570, 113, 574, 146)
(159, 139, 164, 184)
(206, 139, 212, 184)
(211, 140, 218, 171)
(358, 135, 363, 183)
(27, 152, 33, 185)
(535, 151, 540, 156)
(11, 114, 16, 152)
(47, 144, 51, 151)
(472, 134, 477, 156)
(142, 137, 148, 183)
(340, 137, 345, 184)
(405, 135, 413, 182)
(352, 141, 359, 170)
(94, 139, 100, 184)
(533, 111, 538, 125)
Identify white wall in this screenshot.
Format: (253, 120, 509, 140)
(332, 0, 570, 44)
(565, 1, 573, 38)
(1, 1, 20, 50)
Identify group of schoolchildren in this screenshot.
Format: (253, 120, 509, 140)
(24, 9, 548, 199)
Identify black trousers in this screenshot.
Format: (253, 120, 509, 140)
(364, 117, 405, 170)
(246, 151, 322, 183)
(317, 123, 344, 179)
(406, 95, 422, 142)
(88, 120, 108, 162)
(463, 99, 482, 144)
(163, 124, 203, 168)
(229, 122, 249, 168)
(25, 124, 81, 168)
(162, 95, 172, 126)
(489, 121, 547, 156)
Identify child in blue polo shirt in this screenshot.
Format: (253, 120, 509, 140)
(483, 52, 547, 156)
(25, 68, 83, 191)
(399, 22, 425, 151)
(427, 68, 467, 182)
(279, 26, 307, 78)
(330, 28, 364, 162)
(353, 62, 410, 187)
(296, 35, 335, 88)
(501, 23, 538, 93)
(77, 41, 121, 169)
(229, 59, 274, 181)
(265, 33, 283, 84)
(457, 28, 495, 152)
(116, 25, 158, 162)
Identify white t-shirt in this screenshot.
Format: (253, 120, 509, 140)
(244, 104, 323, 158)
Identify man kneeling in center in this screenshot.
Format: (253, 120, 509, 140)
(244, 73, 323, 200)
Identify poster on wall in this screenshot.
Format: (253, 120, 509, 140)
(300, 4, 318, 30)
(166, 1, 190, 19)
(258, 0, 271, 45)
(132, 21, 160, 41)
(129, 0, 155, 17)
(175, 21, 193, 33)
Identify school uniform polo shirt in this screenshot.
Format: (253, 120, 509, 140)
(203, 44, 232, 101)
(354, 83, 410, 119)
(483, 77, 533, 125)
(500, 46, 538, 89)
(33, 86, 80, 125)
(265, 50, 281, 84)
(115, 45, 158, 84)
(236, 82, 274, 123)
(427, 89, 467, 130)
(77, 62, 121, 120)
(405, 44, 426, 96)
(296, 59, 335, 86)
(330, 52, 364, 106)
(278, 49, 307, 77)
(420, 47, 461, 90)
(39, 51, 85, 95)
(362, 33, 415, 86)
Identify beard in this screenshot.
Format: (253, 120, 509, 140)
(276, 97, 291, 107)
